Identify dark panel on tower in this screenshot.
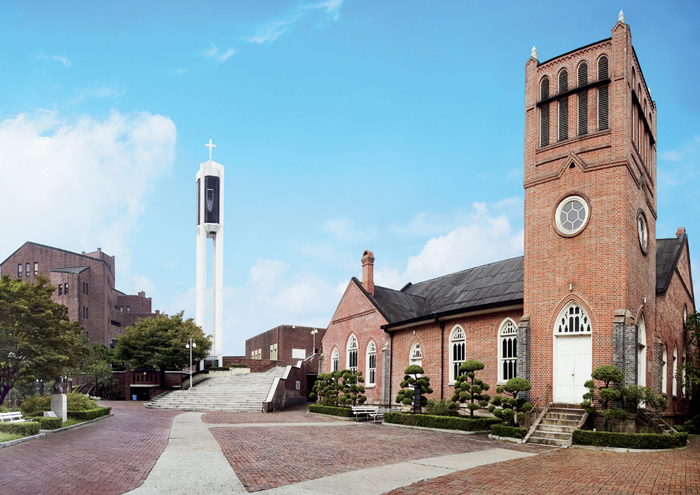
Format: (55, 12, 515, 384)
(204, 176, 220, 224)
(197, 178, 201, 226)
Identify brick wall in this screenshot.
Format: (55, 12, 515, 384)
(244, 325, 326, 366)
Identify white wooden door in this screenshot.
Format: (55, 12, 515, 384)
(554, 335, 592, 403)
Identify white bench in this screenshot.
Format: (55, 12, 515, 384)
(0, 411, 28, 423)
(369, 407, 390, 423)
(351, 406, 378, 422)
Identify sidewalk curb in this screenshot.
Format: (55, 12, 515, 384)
(0, 413, 113, 449)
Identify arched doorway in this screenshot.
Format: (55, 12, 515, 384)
(553, 302, 592, 403)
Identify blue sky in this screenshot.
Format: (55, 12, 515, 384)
(0, 1, 698, 356)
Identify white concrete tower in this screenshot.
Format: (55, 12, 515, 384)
(196, 139, 224, 367)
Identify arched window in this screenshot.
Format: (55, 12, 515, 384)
(332, 348, 339, 372)
(410, 342, 422, 368)
(672, 345, 678, 397)
(598, 56, 609, 131)
(366, 341, 376, 386)
(558, 69, 569, 141)
(540, 77, 550, 147)
(449, 326, 466, 383)
(556, 303, 592, 334)
(682, 344, 687, 396)
(347, 335, 358, 373)
(638, 314, 646, 386)
(661, 344, 668, 395)
(499, 319, 518, 383)
(577, 62, 588, 136)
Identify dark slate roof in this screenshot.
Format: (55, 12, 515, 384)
(50, 266, 90, 274)
(656, 234, 687, 294)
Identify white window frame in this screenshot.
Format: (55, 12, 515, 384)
(331, 347, 339, 372)
(661, 343, 668, 395)
(409, 342, 422, 368)
(637, 314, 646, 386)
(366, 341, 376, 387)
(555, 195, 590, 237)
(498, 318, 518, 384)
(347, 335, 358, 373)
(270, 343, 278, 361)
(449, 325, 466, 384)
(672, 345, 678, 397)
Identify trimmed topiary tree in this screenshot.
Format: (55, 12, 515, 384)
(311, 371, 341, 406)
(581, 365, 626, 426)
(395, 365, 433, 409)
(488, 377, 532, 426)
(450, 360, 491, 417)
(338, 370, 367, 406)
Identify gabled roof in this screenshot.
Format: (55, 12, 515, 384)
(656, 233, 688, 294)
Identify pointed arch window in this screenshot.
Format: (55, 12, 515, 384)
(661, 344, 668, 395)
(366, 341, 376, 386)
(637, 314, 646, 386)
(540, 77, 550, 147)
(332, 348, 339, 372)
(598, 56, 609, 130)
(578, 62, 588, 136)
(672, 345, 678, 397)
(556, 303, 591, 334)
(558, 69, 569, 141)
(410, 342, 422, 368)
(347, 335, 358, 374)
(499, 319, 518, 383)
(449, 326, 466, 384)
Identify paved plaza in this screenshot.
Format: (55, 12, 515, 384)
(0, 401, 698, 495)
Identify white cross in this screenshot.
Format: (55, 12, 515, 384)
(205, 139, 216, 160)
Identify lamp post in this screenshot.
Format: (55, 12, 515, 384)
(311, 328, 318, 355)
(186, 338, 196, 390)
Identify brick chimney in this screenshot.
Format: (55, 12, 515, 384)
(361, 250, 375, 296)
(677, 227, 686, 239)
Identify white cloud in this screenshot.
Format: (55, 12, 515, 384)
(203, 42, 235, 62)
(0, 110, 177, 293)
(658, 135, 700, 187)
(246, 0, 343, 45)
(38, 53, 71, 67)
(376, 201, 524, 289)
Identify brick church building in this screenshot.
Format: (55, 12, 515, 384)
(321, 15, 695, 418)
(0, 242, 159, 347)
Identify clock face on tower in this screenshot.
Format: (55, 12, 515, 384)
(555, 195, 589, 236)
(638, 212, 648, 254)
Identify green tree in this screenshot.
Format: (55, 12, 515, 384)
(450, 360, 491, 417)
(581, 365, 625, 420)
(81, 343, 121, 398)
(338, 370, 366, 406)
(311, 371, 341, 406)
(489, 377, 532, 426)
(114, 311, 210, 386)
(683, 311, 700, 401)
(395, 365, 433, 408)
(0, 275, 87, 406)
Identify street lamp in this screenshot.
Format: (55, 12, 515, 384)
(186, 338, 196, 390)
(311, 328, 318, 355)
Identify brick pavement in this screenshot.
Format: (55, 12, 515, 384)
(385, 436, 700, 495)
(211, 421, 550, 492)
(202, 408, 337, 424)
(0, 401, 181, 495)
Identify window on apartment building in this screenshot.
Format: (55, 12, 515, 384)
(120, 306, 124, 312)
(499, 319, 518, 383)
(18, 264, 22, 277)
(449, 325, 466, 384)
(270, 343, 278, 360)
(332, 348, 339, 372)
(366, 341, 376, 386)
(347, 335, 358, 373)
(540, 76, 550, 147)
(85, 283, 88, 295)
(64, 283, 68, 295)
(25, 263, 30, 277)
(34, 262, 38, 275)
(58, 284, 63, 295)
(127, 306, 131, 314)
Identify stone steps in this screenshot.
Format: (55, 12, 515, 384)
(527, 404, 585, 447)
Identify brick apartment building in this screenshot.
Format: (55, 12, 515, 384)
(321, 15, 695, 418)
(245, 325, 326, 367)
(0, 242, 159, 347)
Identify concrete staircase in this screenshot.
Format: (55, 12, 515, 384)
(526, 404, 586, 447)
(146, 367, 287, 412)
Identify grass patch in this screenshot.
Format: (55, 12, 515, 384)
(0, 431, 25, 442)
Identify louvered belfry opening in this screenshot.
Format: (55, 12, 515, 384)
(578, 63, 588, 136)
(540, 77, 550, 146)
(558, 69, 569, 141)
(598, 56, 609, 130)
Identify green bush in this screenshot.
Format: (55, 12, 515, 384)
(67, 394, 99, 411)
(426, 399, 459, 416)
(20, 395, 51, 414)
(678, 413, 700, 434)
(0, 421, 40, 436)
(396, 366, 433, 408)
(308, 404, 354, 418)
(67, 407, 111, 421)
(450, 360, 491, 417)
(490, 424, 528, 439)
(383, 412, 500, 432)
(207, 366, 231, 371)
(572, 429, 688, 449)
(230, 364, 249, 368)
(33, 417, 62, 430)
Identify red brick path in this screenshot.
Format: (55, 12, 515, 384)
(0, 401, 181, 495)
(211, 423, 548, 492)
(386, 436, 700, 495)
(202, 409, 338, 424)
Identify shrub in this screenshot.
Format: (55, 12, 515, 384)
(490, 424, 528, 439)
(426, 399, 459, 416)
(66, 394, 99, 411)
(572, 429, 688, 449)
(0, 421, 40, 436)
(678, 413, 700, 434)
(312, 372, 341, 406)
(338, 370, 366, 406)
(396, 365, 433, 408)
(308, 404, 354, 418)
(20, 395, 51, 415)
(33, 417, 62, 430)
(582, 365, 624, 415)
(489, 377, 532, 426)
(67, 407, 111, 421)
(450, 360, 491, 417)
(383, 412, 500, 432)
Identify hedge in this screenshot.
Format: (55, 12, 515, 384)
(572, 429, 688, 449)
(383, 412, 501, 432)
(308, 404, 354, 418)
(0, 421, 40, 436)
(491, 424, 528, 439)
(33, 417, 62, 430)
(67, 407, 111, 421)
